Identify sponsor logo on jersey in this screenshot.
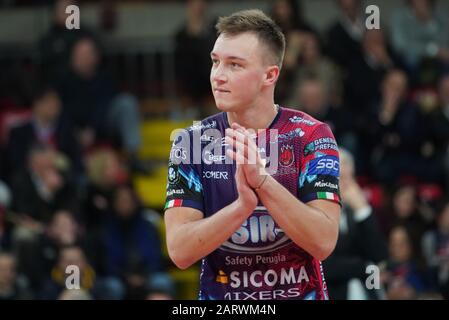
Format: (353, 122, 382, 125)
(170, 147, 187, 160)
(289, 116, 316, 126)
(168, 166, 180, 185)
(313, 181, 338, 190)
(166, 188, 185, 196)
(224, 266, 310, 289)
(304, 138, 338, 156)
(189, 120, 217, 131)
(276, 128, 305, 142)
(203, 171, 229, 180)
(203, 151, 227, 164)
(221, 207, 290, 254)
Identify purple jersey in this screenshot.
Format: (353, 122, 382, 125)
(165, 107, 341, 300)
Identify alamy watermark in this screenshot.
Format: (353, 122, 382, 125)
(65, 265, 80, 290)
(65, 5, 80, 30)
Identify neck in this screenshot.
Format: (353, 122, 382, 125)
(227, 98, 278, 130)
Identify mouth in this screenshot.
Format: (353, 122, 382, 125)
(214, 88, 231, 93)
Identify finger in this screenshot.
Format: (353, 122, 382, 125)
(226, 145, 247, 165)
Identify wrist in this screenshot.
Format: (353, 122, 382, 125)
(234, 198, 255, 218)
(254, 174, 270, 193)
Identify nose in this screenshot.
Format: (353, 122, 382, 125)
(211, 63, 227, 85)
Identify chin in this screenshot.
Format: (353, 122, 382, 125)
(214, 99, 235, 112)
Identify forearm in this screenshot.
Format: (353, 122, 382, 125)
(256, 176, 339, 260)
(168, 200, 250, 269)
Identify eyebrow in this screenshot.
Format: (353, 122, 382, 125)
(210, 52, 247, 62)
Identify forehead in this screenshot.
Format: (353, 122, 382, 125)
(211, 32, 262, 60)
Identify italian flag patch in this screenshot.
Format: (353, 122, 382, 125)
(316, 192, 339, 202)
(165, 199, 183, 209)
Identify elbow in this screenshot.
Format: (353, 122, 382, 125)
(313, 238, 338, 261)
(168, 248, 195, 270)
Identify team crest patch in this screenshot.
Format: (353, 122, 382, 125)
(279, 145, 294, 167)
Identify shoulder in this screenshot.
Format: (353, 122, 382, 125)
(280, 107, 328, 132)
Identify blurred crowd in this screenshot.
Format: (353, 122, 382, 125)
(0, 0, 449, 300)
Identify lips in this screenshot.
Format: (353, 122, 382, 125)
(214, 88, 230, 93)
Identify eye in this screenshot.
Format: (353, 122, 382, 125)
(211, 59, 219, 66)
(230, 62, 241, 69)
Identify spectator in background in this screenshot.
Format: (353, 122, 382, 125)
(363, 69, 436, 183)
(385, 184, 433, 249)
(56, 37, 143, 172)
(36, 210, 84, 280)
(344, 29, 398, 118)
(427, 74, 449, 188)
(10, 144, 79, 226)
(323, 148, 388, 300)
(291, 78, 355, 153)
(9, 144, 79, 290)
(38, 0, 96, 83)
(326, 0, 364, 68)
(390, 0, 449, 74)
(271, 0, 316, 102)
(39, 245, 92, 299)
(0, 252, 33, 300)
(287, 32, 343, 107)
(174, 0, 215, 119)
(39, 244, 122, 300)
(422, 199, 449, 298)
(82, 148, 128, 232)
(5, 85, 82, 181)
(381, 225, 428, 299)
(101, 184, 168, 299)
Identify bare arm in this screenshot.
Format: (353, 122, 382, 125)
(256, 177, 340, 261)
(165, 165, 257, 269)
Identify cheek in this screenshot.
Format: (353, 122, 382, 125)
(232, 71, 261, 96)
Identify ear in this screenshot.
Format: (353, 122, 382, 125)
(263, 65, 280, 87)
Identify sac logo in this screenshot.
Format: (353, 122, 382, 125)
(220, 207, 291, 254)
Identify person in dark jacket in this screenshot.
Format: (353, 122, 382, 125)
(323, 148, 388, 300)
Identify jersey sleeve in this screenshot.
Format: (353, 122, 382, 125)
(165, 131, 204, 212)
(298, 123, 341, 205)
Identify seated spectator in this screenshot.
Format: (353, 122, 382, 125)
(363, 69, 436, 183)
(0, 252, 33, 300)
(287, 32, 343, 107)
(174, 0, 216, 119)
(390, 0, 449, 73)
(82, 148, 128, 232)
(37, 210, 85, 279)
(381, 226, 429, 299)
(271, 0, 316, 102)
(5, 85, 82, 181)
(344, 29, 399, 117)
(422, 199, 449, 299)
(39, 245, 122, 300)
(325, 0, 364, 68)
(385, 184, 433, 252)
(100, 184, 168, 299)
(10, 144, 79, 226)
(9, 144, 79, 290)
(55, 37, 143, 172)
(323, 148, 388, 300)
(38, 0, 96, 83)
(291, 78, 355, 154)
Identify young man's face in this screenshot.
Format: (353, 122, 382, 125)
(210, 32, 270, 112)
